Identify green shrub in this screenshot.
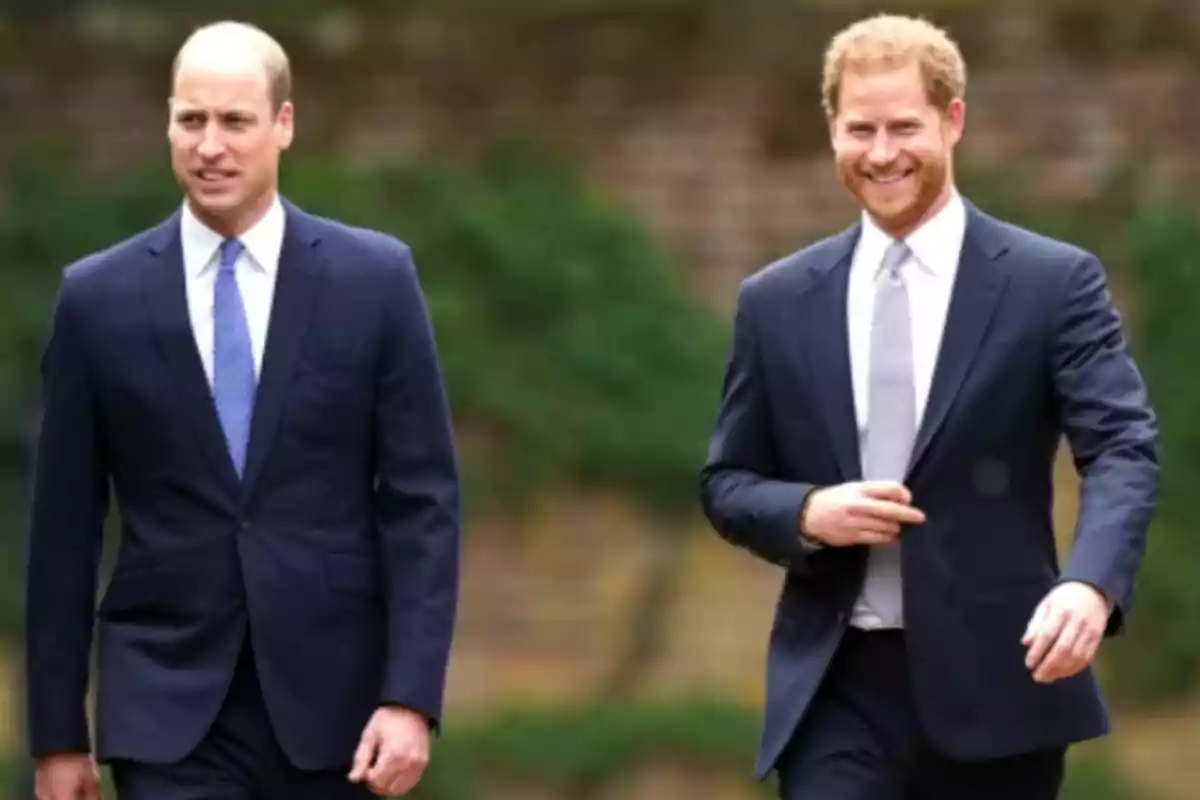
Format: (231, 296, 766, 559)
(960, 163, 1200, 707)
(71, 711, 1168, 800)
(409, 702, 1149, 800)
(80, 705, 1167, 800)
(1, 138, 729, 796)
(1099, 202, 1200, 704)
(0, 139, 727, 517)
(1061, 749, 1149, 800)
(407, 698, 767, 799)
(285, 139, 729, 512)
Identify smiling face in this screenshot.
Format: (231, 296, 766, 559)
(828, 59, 963, 239)
(168, 38, 293, 237)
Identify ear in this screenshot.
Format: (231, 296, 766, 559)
(276, 100, 295, 150)
(943, 98, 965, 145)
(826, 111, 839, 150)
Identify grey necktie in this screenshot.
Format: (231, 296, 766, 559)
(860, 240, 915, 627)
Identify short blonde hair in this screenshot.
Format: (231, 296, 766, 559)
(821, 14, 966, 116)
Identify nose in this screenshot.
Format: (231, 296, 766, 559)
(866, 131, 899, 166)
(196, 123, 226, 159)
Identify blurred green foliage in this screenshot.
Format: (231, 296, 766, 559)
(35, 699, 1157, 800)
(1099, 201, 1200, 704)
(74, 698, 1147, 799)
(408, 699, 767, 799)
(71, 700, 1140, 799)
(959, 160, 1200, 707)
(2, 140, 1197, 705)
(1, 137, 730, 794)
(401, 700, 1148, 799)
(0, 140, 727, 519)
(288, 140, 730, 513)
(0, 132, 1190, 800)
(1061, 750, 1152, 800)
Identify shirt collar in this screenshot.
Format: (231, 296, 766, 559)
(857, 189, 966, 277)
(180, 194, 285, 278)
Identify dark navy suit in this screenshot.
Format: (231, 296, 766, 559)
(24, 200, 460, 795)
(701, 202, 1158, 796)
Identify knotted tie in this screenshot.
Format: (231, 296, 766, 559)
(212, 238, 255, 477)
(860, 240, 916, 627)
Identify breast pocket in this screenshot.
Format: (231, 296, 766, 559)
(286, 347, 374, 444)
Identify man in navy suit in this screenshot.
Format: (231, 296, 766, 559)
(701, 14, 1158, 799)
(25, 21, 460, 800)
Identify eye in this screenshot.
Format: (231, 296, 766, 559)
(221, 115, 246, 129)
(175, 112, 205, 129)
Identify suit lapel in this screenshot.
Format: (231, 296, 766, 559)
(797, 225, 862, 481)
(907, 203, 1011, 474)
(240, 202, 325, 498)
(144, 213, 241, 492)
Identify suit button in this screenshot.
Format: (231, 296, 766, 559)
(240, 521, 249, 533)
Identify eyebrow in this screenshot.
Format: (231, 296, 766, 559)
(844, 116, 923, 128)
(172, 107, 258, 119)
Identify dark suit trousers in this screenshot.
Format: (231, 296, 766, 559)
(110, 640, 371, 800)
(775, 628, 1065, 800)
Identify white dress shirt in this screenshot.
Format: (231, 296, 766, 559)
(846, 191, 967, 629)
(180, 197, 285, 387)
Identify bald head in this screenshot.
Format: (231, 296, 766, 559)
(167, 20, 296, 238)
(172, 21, 291, 115)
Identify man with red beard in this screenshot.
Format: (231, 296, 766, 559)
(701, 13, 1158, 799)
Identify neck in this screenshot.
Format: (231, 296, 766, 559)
(188, 190, 277, 238)
(875, 179, 956, 240)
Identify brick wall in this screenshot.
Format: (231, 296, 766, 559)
(2, 12, 1179, 716)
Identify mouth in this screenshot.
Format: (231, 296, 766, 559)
(864, 168, 915, 186)
(193, 168, 239, 186)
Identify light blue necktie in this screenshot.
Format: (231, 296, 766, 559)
(860, 240, 915, 628)
(212, 238, 256, 477)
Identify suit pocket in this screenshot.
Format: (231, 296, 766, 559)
(285, 361, 373, 446)
(97, 561, 166, 622)
(325, 552, 380, 598)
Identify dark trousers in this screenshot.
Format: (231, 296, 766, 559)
(776, 628, 1065, 800)
(110, 640, 371, 800)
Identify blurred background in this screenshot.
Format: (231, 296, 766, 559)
(3, 0, 1200, 798)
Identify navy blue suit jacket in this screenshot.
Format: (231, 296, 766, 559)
(700, 201, 1158, 779)
(24, 200, 461, 770)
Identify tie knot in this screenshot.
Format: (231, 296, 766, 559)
(218, 238, 244, 273)
(880, 241, 910, 279)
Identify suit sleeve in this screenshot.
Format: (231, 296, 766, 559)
(700, 281, 821, 570)
(1052, 253, 1159, 635)
(373, 245, 461, 730)
(24, 276, 109, 758)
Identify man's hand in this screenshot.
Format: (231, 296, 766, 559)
(34, 753, 101, 800)
(348, 706, 430, 796)
(801, 480, 926, 547)
(1022, 581, 1110, 684)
